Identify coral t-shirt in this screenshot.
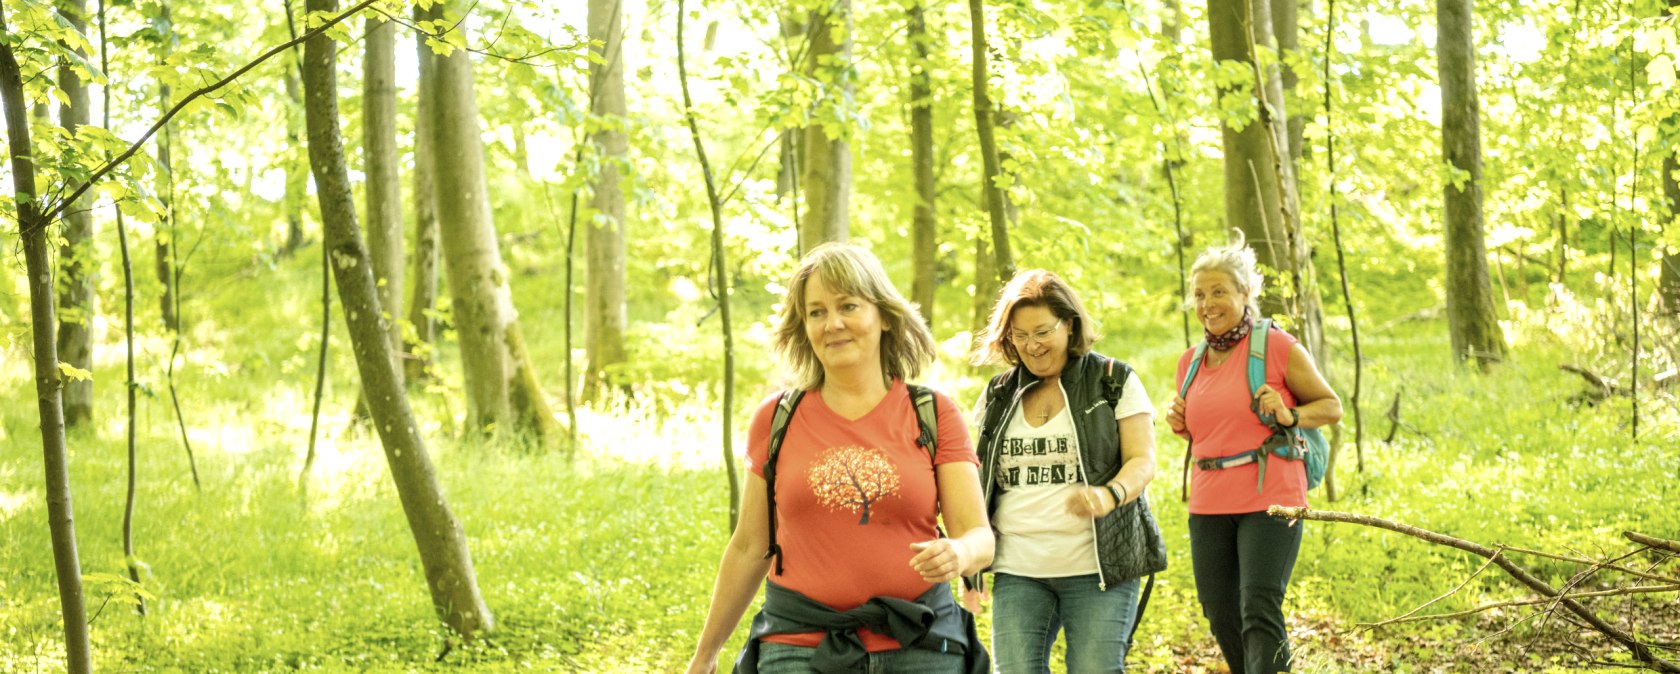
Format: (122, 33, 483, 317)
(745, 379, 978, 651)
(1176, 326, 1309, 515)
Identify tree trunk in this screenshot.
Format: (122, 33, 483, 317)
(1208, 0, 1325, 363)
(156, 0, 178, 332)
(798, 0, 853, 252)
(1437, 0, 1506, 367)
(364, 14, 404, 378)
(1663, 152, 1680, 311)
(282, 64, 307, 254)
(406, 6, 439, 382)
(908, 1, 937, 324)
(1274, 0, 1309, 169)
(298, 0, 493, 639)
(55, 0, 95, 428)
(971, 235, 995, 339)
(429, 0, 556, 438)
(969, 0, 1013, 285)
(584, 0, 629, 398)
(0, 15, 93, 670)
(774, 12, 804, 202)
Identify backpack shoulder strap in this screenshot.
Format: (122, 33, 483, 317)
(906, 383, 939, 461)
(1101, 356, 1130, 409)
(1247, 318, 1273, 396)
(762, 389, 804, 576)
(1178, 342, 1209, 400)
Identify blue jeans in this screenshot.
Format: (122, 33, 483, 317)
(1188, 512, 1302, 674)
(991, 572, 1141, 674)
(756, 641, 964, 673)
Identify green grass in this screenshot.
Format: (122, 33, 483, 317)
(3, 246, 1677, 672)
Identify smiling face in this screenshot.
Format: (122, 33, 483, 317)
(1008, 304, 1068, 379)
(1192, 270, 1246, 335)
(803, 273, 887, 379)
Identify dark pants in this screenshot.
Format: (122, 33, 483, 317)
(1188, 512, 1302, 674)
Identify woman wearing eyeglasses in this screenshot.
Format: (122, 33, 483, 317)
(967, 269, 1164, 673)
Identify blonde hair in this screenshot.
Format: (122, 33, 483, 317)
(772, 243, 937, 391)
(971, 269, 1099, 367)
(1188, 230, 1263, 315)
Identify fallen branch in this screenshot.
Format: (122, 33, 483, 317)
(1626, 532, 1680, 556)
(1560, 363, 1623, 399)
(1269, 506, 1680, 673)
(1361, 584, 1680, 628)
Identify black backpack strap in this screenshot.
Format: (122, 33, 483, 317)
(1101, 356, 1130, 411)
(762, 389, 804, 576)
(906, 384, 939, 460)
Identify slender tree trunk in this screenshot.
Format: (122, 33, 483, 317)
(798, 0, 853, 252)
(1274, 0, 1309, 169)
(430, 0, 556, 438)
(774, 12, 804, 201)
(584, 0, 629, 398)
(1663, 152, 1680, 311)
(364, 14, 404, 378)
(677, 0, 739, 527)
(969, 0, 1013, 285)
(1438, 0, 1506, 367)
(55, 0, 95, 428)
(155, 0, 178, 331)
(299, 0, 493, 638)
(0, 15, 93, 670)
(908, 1, 937, 324)
(972, 235, 996, 338)
(406, 5, 439, 382)
(282, 65, 307, 254)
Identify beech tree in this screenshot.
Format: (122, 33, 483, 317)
(427, 0, 556, 437)
(405, 4, 440, 382)
(299, 0, 493, 638)
(364, 13, 403, 378)
(798, 0, 853, 251)
(907, 1, 937, 322)
(55, 0, 95, 427)
(1437, 0, 1506, 367)
(585, 0, 628, 397)
(0, 6, 93, 670)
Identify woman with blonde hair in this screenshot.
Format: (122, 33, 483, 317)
(686, 243, 993, 674)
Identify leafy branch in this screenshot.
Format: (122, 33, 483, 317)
(38, 0, 383, 231)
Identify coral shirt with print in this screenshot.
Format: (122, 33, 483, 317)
(745, 379, 978, 652)
(1175, 326, 1309, 515)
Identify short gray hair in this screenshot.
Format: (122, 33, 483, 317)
(1188, 230, 1263, 314)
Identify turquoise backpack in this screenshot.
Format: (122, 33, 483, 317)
(1177, 318, 1329, 499)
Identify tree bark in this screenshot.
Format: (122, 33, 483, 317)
(406, 4, 439, 383)
(155, 0, 178, 332)
(0, 12, 93, 670)
(908, 1, 937, 324)
(1437, 0, 1506, 367)
(282, 64, 307, 254)
(1208, 0, 1326, 364)
(1273, 0, 1308, 170)
(364, 14, 404, 379)
(798, 0, 853, 252)
(429, 0, 556, 438)
(1662, 149, 1680, 312)
(299, 0, 493, 638)
(969, 0, 1013, 285)
(585, 0, 629, 398)
(55, 0, 95, 428)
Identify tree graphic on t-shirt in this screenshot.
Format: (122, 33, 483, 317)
(807, 446, 901, 524)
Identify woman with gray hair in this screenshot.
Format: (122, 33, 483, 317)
(1164, 235, 1341, 674)
(686, 243, 993, 674)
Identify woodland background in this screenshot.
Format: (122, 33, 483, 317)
(2, 0, 1679, 671)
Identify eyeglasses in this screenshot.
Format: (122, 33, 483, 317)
(1008, 320, 1063, 346)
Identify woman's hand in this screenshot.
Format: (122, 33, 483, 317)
(1065, 484, 1115, 519)
(1253, 384, 1295, 426)
(909, 538, 970, 583)
(1165, 394, 1188, 434)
